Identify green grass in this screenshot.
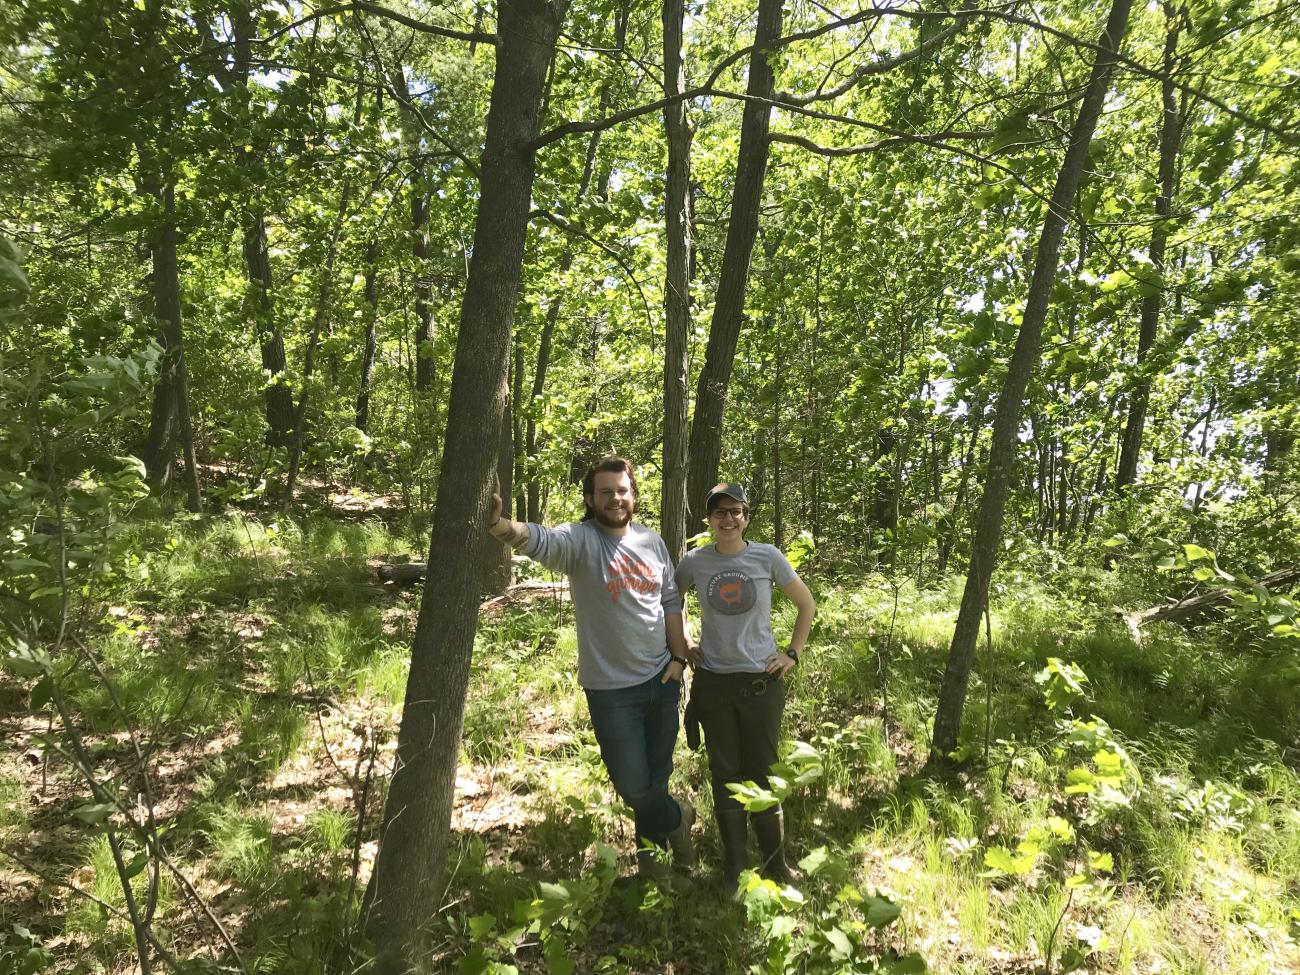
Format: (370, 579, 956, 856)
(9, 512, 1300, 974)
(0, 772, 26, 845)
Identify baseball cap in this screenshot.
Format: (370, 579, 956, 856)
(705, 482, 749, 510)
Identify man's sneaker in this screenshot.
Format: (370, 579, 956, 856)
(668, 796, 697, 870)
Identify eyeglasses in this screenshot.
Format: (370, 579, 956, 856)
(709, 507, 746, 520)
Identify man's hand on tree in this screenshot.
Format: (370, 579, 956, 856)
(488, 475, 529, 549)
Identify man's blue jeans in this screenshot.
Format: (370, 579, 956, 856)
(585, 673, 685, 849)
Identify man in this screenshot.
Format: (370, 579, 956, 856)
(488, 456, 695, 878)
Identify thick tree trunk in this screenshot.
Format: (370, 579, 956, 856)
(684, 0, 783, 529)
(660, 0, 692, 563)
(362, 2, 568, 968)
(930, 0, 1135, 767)
(1115, 6, 1181, 490)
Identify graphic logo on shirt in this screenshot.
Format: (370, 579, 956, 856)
(605, 553, 660, 603)
(706, 570, 756, 616)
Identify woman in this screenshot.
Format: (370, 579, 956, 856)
(675, 483, 816, 883)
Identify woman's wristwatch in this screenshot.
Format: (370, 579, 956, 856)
(785, 648, 800, 667)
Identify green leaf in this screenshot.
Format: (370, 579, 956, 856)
(537, 882, 570, 903)
(72, 802, 116, 827)
(30, 676, 54, 710)
(864, 894, 902, 927)
(983, 846, 1017, 874)
(798, 846, 830, 875)
(1182, 543, 1213, 562)
(882, 954, 928, 974)
(123, 848, 149, 879)
(768, 915, 798, 939)
(823, 926, 853, 958)
(543, 937, 574, 975)
(468, 915, 497, 940)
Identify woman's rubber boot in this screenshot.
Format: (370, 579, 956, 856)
(753, 806, 798, 884)
(716, 807, 750, 884)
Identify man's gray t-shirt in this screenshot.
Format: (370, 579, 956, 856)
(524, 520, 683, 690)
(675, 543, 797, 673)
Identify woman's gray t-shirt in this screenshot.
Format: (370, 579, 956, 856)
(524, 520, 683, 690)
(675, 543, 797, 673)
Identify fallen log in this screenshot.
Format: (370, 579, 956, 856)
(377, 562, 431, 587)
(378, 559, 568, 597)
(1123, 564, 1300, 639)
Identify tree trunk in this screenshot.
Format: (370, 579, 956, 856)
(392, 67, 439, 392)
(513, 337, 526, 521)
(242, 213, 295, 446)
(660, 0, 692, 563)
(526, 287, 562, 523)
(355, 239, 381, 432)
(1115, 5, 1181, 490)
(930, 0, 1135, 767)
(140, 183, 201, 511)
(228, 9, 294, 446)
(525, 4, 625, 524)
(684, 0, 783, 529)
(936, 398, 982, 576)
(282, 179, 359, 506)
(362, 2, 568, 968)
(1124, 565, 1300, 636)
(772, 326, 784, 550)
(481, 393, 515, 593)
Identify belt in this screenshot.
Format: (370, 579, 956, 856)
(683, 670, 779, 750)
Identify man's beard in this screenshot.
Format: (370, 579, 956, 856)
(594, 504, 633, 529)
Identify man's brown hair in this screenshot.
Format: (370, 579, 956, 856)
(581, 456, 638, 521)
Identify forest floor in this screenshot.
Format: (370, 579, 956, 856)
(2, 511, 1299, 974)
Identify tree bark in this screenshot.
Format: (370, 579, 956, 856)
(355, 239, 381, 432)
(362, 1, 568, 968)
(242, 213, 295, 447)
(684, 0, 783, 529)
(930, 0, 1135, 767)
(660, 0, 692, 563)
(140, 183, 201, 511)
(525, 4, 625, 524)
(282, 174, 361, 507)
(1124, 565, 1300, 636)
(229, 9, 294, 446)
(1115, 4, 1181, 490)
(391, 67, 439, 392)
(482, 390, 515, 593)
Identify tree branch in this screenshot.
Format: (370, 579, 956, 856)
(530, 1, 1300, 152)
(529, 208, 654, 337)
(264, 2, 495, 47)
(778, 16, 974, 106)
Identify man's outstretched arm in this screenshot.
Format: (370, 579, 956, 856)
(487, 478, 530, 550)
